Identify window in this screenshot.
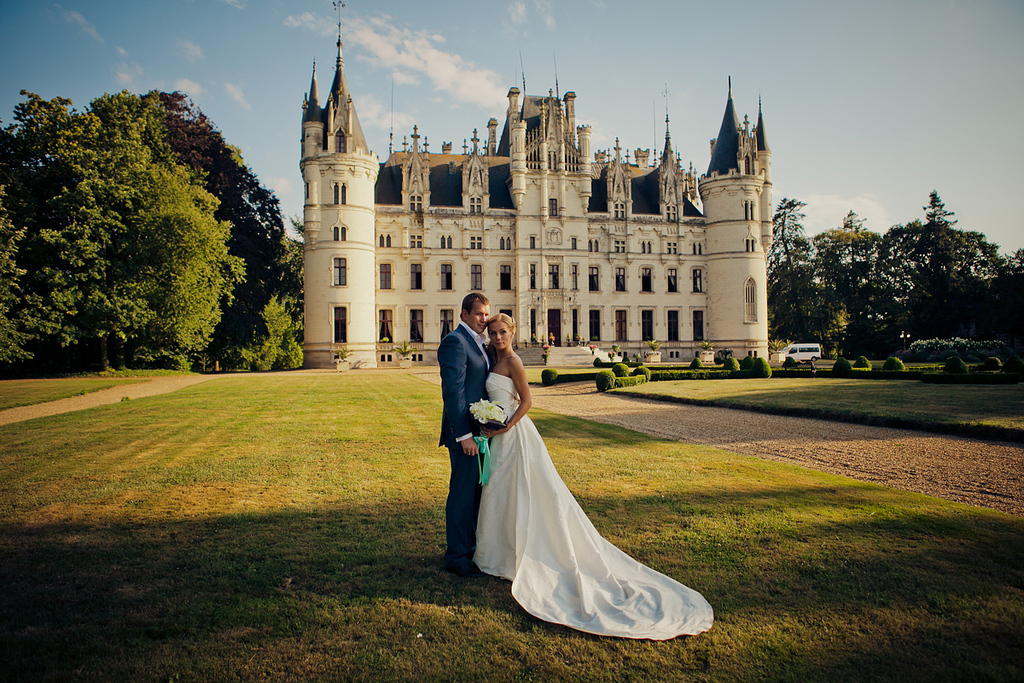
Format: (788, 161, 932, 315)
(340, 184, 346, 205)
(548, 264, 559, 289)
(499, 264, 512, 290)
(693, 310, 704, 341)
(614, 239, 626, 253)
(410, 195, 422, 212)
(470, 196, 482, 214)
(332, 225, 339, 241)
(333, 306, 347, 343)
(667, 241, 677, 254)
(441, 264, 453, 290)
(745, 278, 757, 322)
(615, 267, 626, 292)
(379, 309, 393, 342)
(440, 309, 454, 338)
(667, 310, 679, 342)
(641, 267, 652, 292)
(438, 235, 452, 249)
(692, 242, 703, 255)
(410, 263, 422, 290)
(571, 264, 579, 290)
(305, 182, 310, 200)
(471, 264, 482, 291)
(589, 309, 601, 341)
(692, 269, 703, 293)
(745, 237, 757, 252)
(615, 310, 627, 341)
(641, 241, 650, 254)
(379, 263, 392, 289)
(614, 202, 625, 219)
(499, 236, 512, 250)
(379, 235, 392, 247)
(410, 309, 424, 343)
(571, 237, 577, 250)
(470, 236, 482, 250)
(641, 309, 654, 341)
(529, 263, 536, 289)
(549, 198, 558, 215)
(530, 236, 536, 249)
(530, 309, 537, 338)
(589, 266, 599, 292)
(667, 204, 677, 221)
(333, 184, 340, 205)
(667, 268, 678, 293)
(588, 239, 595, 252)
(333, 258, 346, 286)
(336, 133, 346, 153)
(410, 234, 422, 248)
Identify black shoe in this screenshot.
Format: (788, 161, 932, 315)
(446, 562, 484, 578)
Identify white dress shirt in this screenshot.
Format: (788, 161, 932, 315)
(455, 321, 489, 443)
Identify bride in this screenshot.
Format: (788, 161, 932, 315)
(474, 313, 713, 640)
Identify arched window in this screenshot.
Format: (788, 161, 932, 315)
(334, 184, 340, 205)
(336, 133, 346, 153)
(744, 278, 757, 322)
(332, 226, 339, 241)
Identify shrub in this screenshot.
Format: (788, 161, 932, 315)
(783, 356, 798, 369)
(943, 356, 969, 374)
(724, 357, 741, 371)
(612, 363, 630, 377)
(631, 366, 651, 380)
(751, 357, 772, 378)
(832, 357, 853, 377)
(854, 356, 871, 369)
(596, 370, 616, 391)
(689, 357, 703, 369)
(738, 356, 754, 371)
(984, 356, 1003, 371)
(593, 358, 604, 368)
(1003, 356, 1024, 375)
(614, 375, 647, 388)
(541, 368, 558, 386)
(882, 356, 906, 372)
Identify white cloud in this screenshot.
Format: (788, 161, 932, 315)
(283, 12, 335, 37)
(175, 78, 205, 96)
(57, 5, 104, 43)
(534, 0, 556, 30)
(223, 0, 246, 8)
(180, 40, 203, 63)
(355, 94, 415, 132)
(505, 0, 555, 32)
(224, 82, 252, 111)
(266, 176, 293, 197)
(115, 61, 143, 87)
(346, 16, 507, 110)
(392, 71, 418, 86)
(803, 194, 895, 236)
(116, 46, 128, 57)
(508, 1, 526, 25)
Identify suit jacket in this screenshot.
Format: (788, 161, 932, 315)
(438, 325, 490, 450)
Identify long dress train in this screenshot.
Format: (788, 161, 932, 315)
(474, 373, 713, 640)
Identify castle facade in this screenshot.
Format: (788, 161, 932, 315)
(300, 37, 771, 368)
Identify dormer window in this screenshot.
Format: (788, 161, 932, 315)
(410, 195, 423, 212)
(666, 204, 677, 221)
(336, 133, 347, 153)
(470, 197, 482, 214)
(613, 203, 625, 219)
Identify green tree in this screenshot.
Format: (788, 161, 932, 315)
(767, 198, 816, 342)
(0, 186, 30, 362)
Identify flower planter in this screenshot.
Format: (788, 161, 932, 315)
(335, 360, 350, 372)
(699, 351, 715, 363)
(399, 358, 412, 368)
(647, 352, 662, 363)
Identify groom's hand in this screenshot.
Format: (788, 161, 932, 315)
(461, 437, 480, 457)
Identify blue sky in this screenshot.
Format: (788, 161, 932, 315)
(2, 0, 1022, 253)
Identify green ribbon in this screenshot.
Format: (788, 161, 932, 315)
(474, 436, 490, 485)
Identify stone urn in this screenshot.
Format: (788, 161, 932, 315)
(335, 359, 350, 372)
(399, 357, 413, 368)
(647, 352, 662, 363)
(699, 351, 715, 363)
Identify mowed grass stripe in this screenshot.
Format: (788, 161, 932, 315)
(0, 373, 1021, 682)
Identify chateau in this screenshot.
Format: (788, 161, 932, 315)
(300, 36, 771, 369)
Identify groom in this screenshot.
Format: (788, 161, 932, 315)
(437, 292, 491, 577)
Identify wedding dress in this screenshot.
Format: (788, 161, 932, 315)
(475, 373, 713, 639)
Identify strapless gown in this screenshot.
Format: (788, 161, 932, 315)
(474, 373, 713, 639)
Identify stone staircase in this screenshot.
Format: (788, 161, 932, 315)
(515, 345, 609, 367)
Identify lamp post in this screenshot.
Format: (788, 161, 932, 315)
(900, 331, 910, 351)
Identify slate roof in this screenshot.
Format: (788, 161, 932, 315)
(707, 91, 740, 176)
(374, 153, 515, 209)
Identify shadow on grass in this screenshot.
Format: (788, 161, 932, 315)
(2, 483, 1022, 682)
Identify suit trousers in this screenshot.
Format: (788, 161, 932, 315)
(444, 444, 483, 570)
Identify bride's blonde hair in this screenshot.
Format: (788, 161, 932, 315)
(486, 313, 516, 336)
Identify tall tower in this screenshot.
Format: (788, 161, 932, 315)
(301, 33, 379, 368)
(698, 84, 771, 359)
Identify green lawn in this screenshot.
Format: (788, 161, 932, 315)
(615, 378, 1024, 433)
(0, 377, 149, 410)
(1, 373, 1021, 682)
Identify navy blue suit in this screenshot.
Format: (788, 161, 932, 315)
(437, 324, 489, 570)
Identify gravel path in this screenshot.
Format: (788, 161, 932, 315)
(523, 381, 1023, 516)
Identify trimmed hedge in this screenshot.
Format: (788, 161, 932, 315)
(631, 366, 652, 380)
(541, 368, 558, 386)
(689, 357, 703, 369)
(751, 356, 772, 378)
(593, 358, 645, 369)
(613, 375, 648, 388)
(783, 356, 799, 369)
(739, 356, 754, 371)
(832, 357, 853, 377)
(596, 370, 616, 391)
(724, 358, 741, 371)
(1004, 356, 1024, 375)
(611, 363, 630, 377)
(943, 357, 969, 374)
(650, 369, 753, 381)
(984, 356, 1003, 371)
(854, 356, 871, 369)
(882, 357, 906, 372)
(922, 372, 1021, 385)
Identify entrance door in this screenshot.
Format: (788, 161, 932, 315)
(547, 309, 561, 346)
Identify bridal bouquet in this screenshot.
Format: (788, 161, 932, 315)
(469, 398, 507, 431)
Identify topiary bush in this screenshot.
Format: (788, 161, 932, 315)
(631, 365, 651, 380)
(882, 356, 906, 372)
(689, 357, 703, 369)
(739, 356, 754, 370)
(984, 356, 1003, 371)
(593, 358, 604, 368)
(854, 356, 871, 369)
(832, 357, 853, 377)
(751, 356, 772, 378)
(611, 363, 630, 377)
(596, 370, 616, 392)
(541, 368, 558, 386)
(1002, 356, 1024, 375)
(943, 356, 969, 374)
(614, 375, 648, 388)
(783, 356, 798, 369)
(724, 358, 741, 372)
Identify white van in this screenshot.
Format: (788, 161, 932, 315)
(781, 343, 822, 364)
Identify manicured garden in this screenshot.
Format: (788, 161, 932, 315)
(1, 373, 1022, 681)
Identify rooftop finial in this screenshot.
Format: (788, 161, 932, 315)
(728, 75, 732, 96)
(333, 1, 345, 66)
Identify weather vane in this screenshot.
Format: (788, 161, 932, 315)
(333, 1, 345, 39)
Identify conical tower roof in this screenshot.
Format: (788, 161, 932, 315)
(755, 98, 770, 153)
(707, 83, 740, 176)
(303, 61, 321, 123)
(326, 36, 370, 153)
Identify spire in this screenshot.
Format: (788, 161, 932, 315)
(303, 60, 321, 123)
(707, 83, 740, 176)
(755, 96, 770, 152)
(322, 25, 369, 154)
(662, 113, 674, 159)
